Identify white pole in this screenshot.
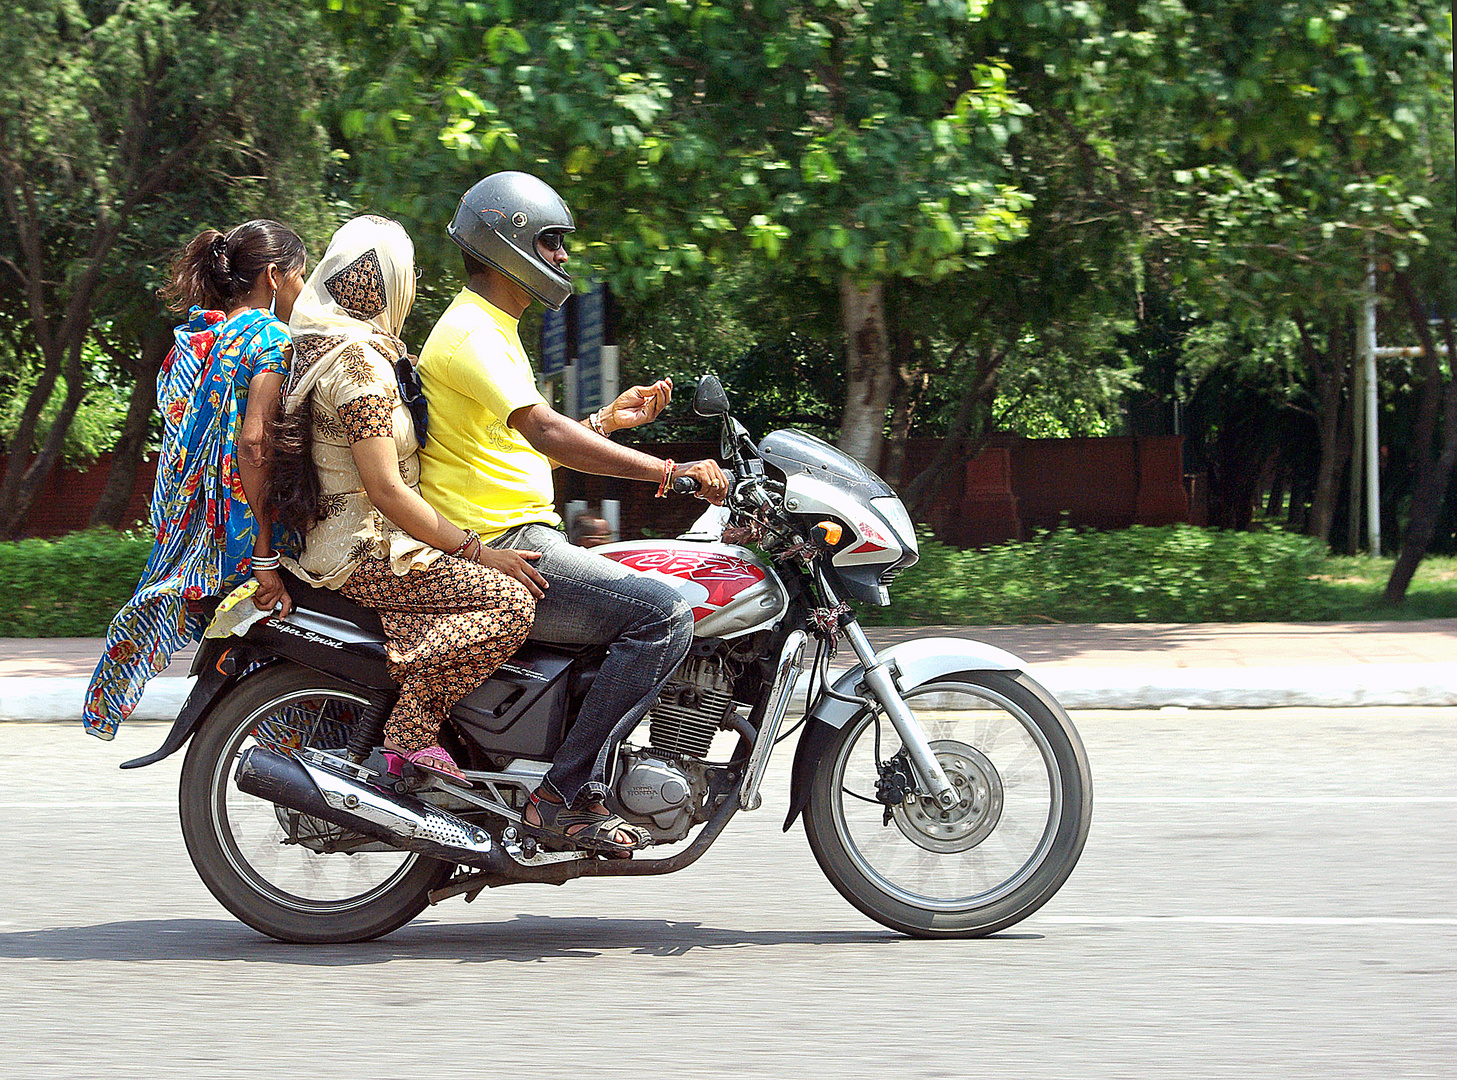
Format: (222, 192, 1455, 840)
(564, 360, 580, 419)
(1348, 351, 1364, 553)
(600, 344, 620, 407)
(1361, 258, 1380, 555)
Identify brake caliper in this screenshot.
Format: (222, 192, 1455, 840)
(874, 751, 917, 827)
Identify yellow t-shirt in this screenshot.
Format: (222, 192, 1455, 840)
(417, 288, 561, 540)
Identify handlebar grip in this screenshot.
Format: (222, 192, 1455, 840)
(670, 474, 701, 495)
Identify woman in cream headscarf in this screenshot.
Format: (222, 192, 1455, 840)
(268, 216, 536, 784)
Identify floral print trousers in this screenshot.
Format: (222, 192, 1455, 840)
(341, 555, 534, 753)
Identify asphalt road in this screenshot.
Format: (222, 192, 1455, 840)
(2, 708, 1453, 1079)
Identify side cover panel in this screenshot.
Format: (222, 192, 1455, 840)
(450, 644, 581, 760)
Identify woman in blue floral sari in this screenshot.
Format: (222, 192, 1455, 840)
(83, 221, 308, 739)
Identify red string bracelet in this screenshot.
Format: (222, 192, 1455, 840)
(655, 459, 675, 498)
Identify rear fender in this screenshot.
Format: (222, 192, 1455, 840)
(782, 637, 1028, 831)
(119, 639, 271, 769)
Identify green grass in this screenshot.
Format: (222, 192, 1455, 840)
(863, 526, 1457, 626)
(1310, 554, 1457, 621)
(0, 529, 152, 637)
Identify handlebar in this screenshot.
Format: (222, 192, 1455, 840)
(670, 474, 701, 495)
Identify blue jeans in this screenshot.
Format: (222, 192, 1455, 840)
(486, 523, 694, 806)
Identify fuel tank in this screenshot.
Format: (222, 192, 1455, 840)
(597, 540, 789, 639)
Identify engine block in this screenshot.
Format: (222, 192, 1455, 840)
(645, 657, 735, 759)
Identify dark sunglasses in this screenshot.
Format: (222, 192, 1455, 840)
(537, 230, 568, 252)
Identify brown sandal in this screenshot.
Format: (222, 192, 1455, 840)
(521, 790, 647, 855)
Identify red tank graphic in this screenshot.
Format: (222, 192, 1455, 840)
(598, 542, 788, 638)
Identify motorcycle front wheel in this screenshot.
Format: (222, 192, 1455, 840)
(179, 663, 453, 944)
(804, 671, 1091, 938)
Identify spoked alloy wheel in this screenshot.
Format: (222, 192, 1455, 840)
(179, 664, 452, 943)
(804, 671, 1091, 938)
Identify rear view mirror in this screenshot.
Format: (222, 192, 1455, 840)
(692, 374, 730, 417)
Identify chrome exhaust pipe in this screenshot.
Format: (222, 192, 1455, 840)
(235, 745, 510, 874)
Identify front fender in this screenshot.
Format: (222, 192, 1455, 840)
(808, 636, 1025, 729)
(783, 637, 1029, 832)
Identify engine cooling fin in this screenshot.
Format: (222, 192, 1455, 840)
(646, 659, 735, 759)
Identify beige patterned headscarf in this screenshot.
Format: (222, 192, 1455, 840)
(284, 215, 417, 413)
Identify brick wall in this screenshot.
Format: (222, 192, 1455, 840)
(5, 434, 1189, 547)
(1, 454, 158, 538)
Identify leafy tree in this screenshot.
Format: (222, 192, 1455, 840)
(325, 0, 1031, 471)
(0, 0, 336, 538)
(321, 0, 1450, 550)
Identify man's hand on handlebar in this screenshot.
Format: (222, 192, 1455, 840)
(672, 459, 730, 505)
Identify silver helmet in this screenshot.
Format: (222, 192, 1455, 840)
(447, 171, 576, 310)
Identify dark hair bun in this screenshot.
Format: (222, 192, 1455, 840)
(160, 220, 306, 314)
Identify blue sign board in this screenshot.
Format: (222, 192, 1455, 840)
(575, 282, 606, 414)
(540, 304, 568, 375)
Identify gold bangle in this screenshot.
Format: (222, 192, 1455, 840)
(588, 409, 607, 436)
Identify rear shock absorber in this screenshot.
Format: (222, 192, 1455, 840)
(346, 693, 394, 762)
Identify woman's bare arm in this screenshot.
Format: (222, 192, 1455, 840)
(238, 372, 291, 615)
(350, 436, 549, 597)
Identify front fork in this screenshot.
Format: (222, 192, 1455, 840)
(821, 572, 960, 811)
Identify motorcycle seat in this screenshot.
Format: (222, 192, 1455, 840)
(278, 567, 386, 638)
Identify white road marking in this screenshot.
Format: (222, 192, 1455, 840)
(1037, 915, 1457, 926)
(0, 802, 173, 809)
(1097, 796, 1457, 803)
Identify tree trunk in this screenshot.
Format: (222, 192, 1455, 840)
(0, 358, 61, 500)
(1306, 337, 1351, 545)
(903, 345, 1004, 518)
(0, 345, 87, 538)
(881, 329, 926, 489)
(89, 325, 169, 529)
(836, 275, 894, 470)
(1385, 277, 1457, 603)
(1290, 309, 1353, 545)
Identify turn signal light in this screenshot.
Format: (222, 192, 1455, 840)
(813, 521, 843, 545)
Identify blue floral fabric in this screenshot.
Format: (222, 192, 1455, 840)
(82, 307, 290, 739)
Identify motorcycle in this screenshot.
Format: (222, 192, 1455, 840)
(121, 374, 1092, 943)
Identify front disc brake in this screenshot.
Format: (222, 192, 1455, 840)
(890, 740, 1004, 854)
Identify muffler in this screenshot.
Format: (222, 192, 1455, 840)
(235, 745, 511, 875)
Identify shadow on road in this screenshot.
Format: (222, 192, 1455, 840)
(0, 915, 1039, 962)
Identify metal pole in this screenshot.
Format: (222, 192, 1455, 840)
(1348, 352, 1364, 554)
(600, 344, 620, 406)
(1361, 258, 1380, 555)
(564, 360, 579, 419)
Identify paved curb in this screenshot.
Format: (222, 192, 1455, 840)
(0, 676, 193, 723)
(8, 661, 1457, 723)
(1031, 663, 1457, 709)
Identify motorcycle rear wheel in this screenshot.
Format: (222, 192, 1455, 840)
(804, 671, 1091, 938)
(179, 663, 453, 944)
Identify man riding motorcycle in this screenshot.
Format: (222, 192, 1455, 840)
(415, 170, 728, 855)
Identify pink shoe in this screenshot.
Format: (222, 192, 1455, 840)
(384, 744, 471, 786)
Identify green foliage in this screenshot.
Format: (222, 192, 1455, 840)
(0, 528, 151, 636)
(864, 525, 1333, 625)
(8, 524, 1457, 636)
(325, 0, 1032, 291)
(0, 0, 339, 494)
(0, 361, 136, 463)
(614, 261, 843, 443)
